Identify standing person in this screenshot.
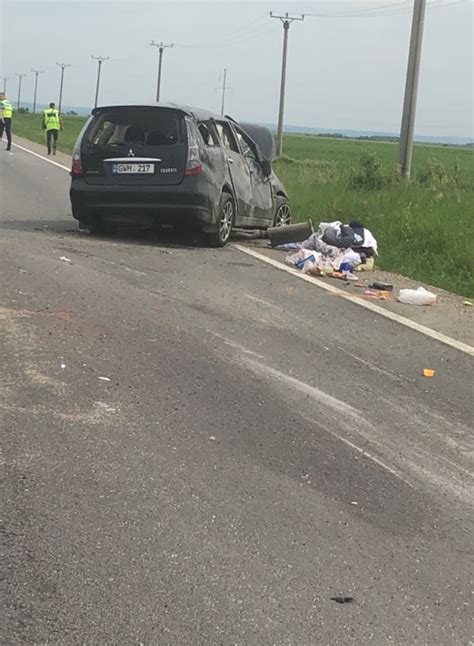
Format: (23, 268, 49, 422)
(42, 102, 63, 155)
(0, 91, 13, 151)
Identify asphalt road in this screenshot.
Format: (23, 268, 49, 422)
(1, 144, 473, 645)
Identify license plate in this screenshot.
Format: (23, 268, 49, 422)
(112, 163, 154, 174)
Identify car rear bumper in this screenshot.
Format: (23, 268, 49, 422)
(70, 180, 217, 228)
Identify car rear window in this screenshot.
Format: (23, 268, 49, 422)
(86, 108, 184, 147)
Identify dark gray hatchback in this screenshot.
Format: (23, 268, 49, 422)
(69, 103, 291, 246)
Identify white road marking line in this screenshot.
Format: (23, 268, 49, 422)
(235, 244, 474, 357)
(11, 142, 71, 172)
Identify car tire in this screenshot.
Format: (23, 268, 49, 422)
(206, 194, 234, 247)
(72, 203, 92, 223)
(89, 219, 117, 235)
(273, 196, 292, 227)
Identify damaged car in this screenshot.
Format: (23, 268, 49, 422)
(69, 103, 291, 246)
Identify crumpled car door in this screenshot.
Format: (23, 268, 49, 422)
(234, 127, 273, 221)
(215, 121, 253, 220)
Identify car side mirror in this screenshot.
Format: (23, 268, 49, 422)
(261, 160, 272, 177)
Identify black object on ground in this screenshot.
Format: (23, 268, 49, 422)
(267, 219, 313, 247)
(330, 596, 354, 604)
(369, 282, 393, 291)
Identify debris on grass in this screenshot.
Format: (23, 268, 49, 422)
(399, 287, 436, 306)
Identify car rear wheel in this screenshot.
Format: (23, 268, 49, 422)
(89, 219, 117, 235)
(273, 197, 292, 227)
(206, 194, 234, 247)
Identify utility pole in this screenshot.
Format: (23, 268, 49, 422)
(91, 55, 109, 108)
(56, 62, 71, 114)
(270, 11, 304, 157)
(1, 76, 9, 93)
(15, 73, 27, 110)
(150, 41, 173, 102)
(31, 69, 44, 114)
(399, 0, 427, 179)
(216, 68, 232, 116)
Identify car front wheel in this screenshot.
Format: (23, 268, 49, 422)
(273, 197, 292, 227)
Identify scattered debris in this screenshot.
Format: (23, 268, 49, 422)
(423, 369, 436, 378)
(463, 300, 472, 307)
(354, 256, 375, 272)
(98, 376, 111, 382)
(364, 290, 379, 298)
(282, 220, 378, 278)
(60, 361, 66, 369)
(274, 242, 302, 250)
(209, 435, 216, 441)
(330, 596, 354, 604)
(351, 501, 359, 506)
(267, 219, 314, 247)
(59, 256, 72, 263)
(398, 287, 436, 306)
(369, 281, 393, 291)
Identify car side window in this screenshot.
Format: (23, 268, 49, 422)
(235, 130, 257, 163)
(197, 121, 219, 147)
(215, 122, 239, 153)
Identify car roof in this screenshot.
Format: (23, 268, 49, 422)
(91, 102, 221, 121)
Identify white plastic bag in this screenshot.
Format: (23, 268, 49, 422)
(398, 287, 437, 306)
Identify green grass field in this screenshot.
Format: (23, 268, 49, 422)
(12, 113, 474, 296)
(13, 112, 85, 154)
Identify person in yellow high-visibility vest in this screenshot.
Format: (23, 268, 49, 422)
(42, 102, 63, 155)
(0, 91, 13, 151)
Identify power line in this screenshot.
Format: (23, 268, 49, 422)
(1, 76, 9, 93)
(91, 55, 109, 108)
(270, 11, 305, 157)
(304, 0, 469, 18)
(31, 69, 44, 114)
(175, 19, 278, 50)
(150, 41, 173, 102)
(175, 15, 270, 48)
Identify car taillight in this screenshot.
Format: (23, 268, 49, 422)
(71, 155, 83, 177)
(184, 116, 203, 176)
(185, 164, 203, 176)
